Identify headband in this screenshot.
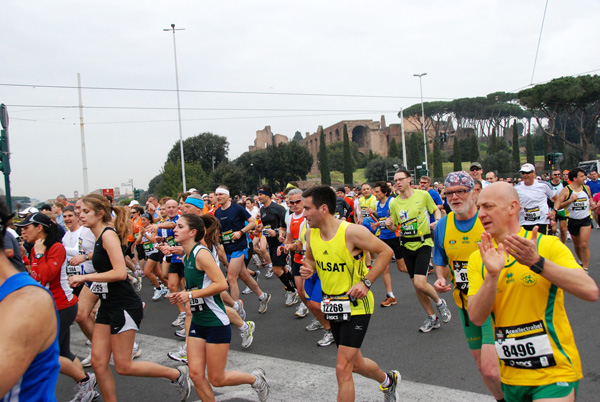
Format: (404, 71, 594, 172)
(215, 188, 230, 196)
(185, 197, 205, 210)
(445, 171, 474, 189)
(258, 189, 272, 197)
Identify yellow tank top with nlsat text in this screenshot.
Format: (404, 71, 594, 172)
(310, 221, 374, 315)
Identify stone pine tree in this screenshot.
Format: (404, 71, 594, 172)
(342, 124, 353, 185)
(511, 122, 520, 171)
(488, 128, 498, 155)
(469, 135, 480, 162)
(526, 131, 535, 164)
(389, 138, 399, 159)
(453, 136, 462, 172)
(433, 139, 443, 179)
(318, 127, 331, 185)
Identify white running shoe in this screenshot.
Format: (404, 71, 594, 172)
(251, 368, 270, 402)
(69, 372, 97, 402)
(81, 350, 92, 368)
(241, 286, 253, 294)
(167, 344, 188, 364)
(295, 302, 309, 318)
(317, 330, 334, 347)
(172, 312, 186, 327)
(132, 342, 142, 359)
(172, 365, 192, 401)
(285, 290, 300, 307)
(240, 321, 255, 349)
(305, 319, 324, 331)
(152, 287, 163, 301)
(265, 267, 274, 278)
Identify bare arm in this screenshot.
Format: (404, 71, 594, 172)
(0, 285, 57, 396)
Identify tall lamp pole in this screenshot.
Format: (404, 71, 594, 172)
(413, 73, 428, 172)
(164, 23, 187, 192)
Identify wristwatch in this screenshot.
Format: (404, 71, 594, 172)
(188, 291, 193, 301)
(35, 253, 44, 259)
(529, 256, 545, 274)
(84, 254, 89, 261)
(361, 278, 372, 289)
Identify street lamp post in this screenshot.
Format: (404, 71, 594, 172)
(413, 73, 428, 172)
(164, 23, 187, 192)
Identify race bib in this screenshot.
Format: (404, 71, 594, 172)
(221, 230, 234, 245)
(143, 241, 154, 252)
(453, 260, 469, 293)
(66, 265, 82, 277)
(400, 218, 418, 236)
(166, 236, 176, 246)
(378, 217, 387, 228)
(572, 198, 588, 211)
(334, 212, 340, 219)
(90, 282, 109, 299)
(495, 320, 556, 369)
(321, 296, 351, 322)
(262, 225, 272, 237)
(524, 207, 541, 222)
(188, 288, 205, 313)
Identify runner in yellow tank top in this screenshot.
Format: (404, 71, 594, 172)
(432, 171, 503, 401)
(299, 186, 401, 402)
(468, 182, 598, 402)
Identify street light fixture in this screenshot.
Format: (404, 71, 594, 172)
(164, 23, 187, 192)
(413, 72, 428, 172)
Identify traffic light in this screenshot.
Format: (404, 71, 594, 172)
(553, 153, 563, 164)
(0, 131, 10, 174)
(133, 188, 143, 200)
(546, 153, 553, 168)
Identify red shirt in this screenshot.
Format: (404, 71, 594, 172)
(30, 242, 77, 310)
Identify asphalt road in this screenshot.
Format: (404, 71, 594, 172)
(55, 231, 600, 401)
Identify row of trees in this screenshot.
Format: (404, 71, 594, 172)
(148, 132, 313, 199)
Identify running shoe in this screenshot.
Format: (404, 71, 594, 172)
(168, 344, 188, 364)
(172, 365, 192, 402)
(380, 296, 397, 307)
(163, 288, 171, 298)
(265, 267, 274, 279)
(131, 277, 142, 293)
(317, 330, 334, 347)
(152, 287, 163, 301)
(252, 254, 262, 267)
(427, 263, 434, 275)
(305, 319, 324, 332)
(240, 321, 255, 349)
(284, 290, 300, 307)
(436, 298, 451, 323)
(234, 300, 247, 321)
(380, 370, 401, 402)
(251, 368, 270, 402)
(175, 328, 186, 339)
(295, 302, 309, 318)
(81, 350, 92, 368)
(242, 286, 253, 295)
(172, 312, 186, 327)
(418, 316, 441, 333)
(132, 342, 142, 359)
(258, 293, 271, 314)
(69, 372, 97, 402)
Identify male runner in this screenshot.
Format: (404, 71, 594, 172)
(468, 182, 598, 402)
(385, 169, 452, 333)
(433, 171, 503, 401)
(300, 185, 400, 401)
(514, 163, 557, 235)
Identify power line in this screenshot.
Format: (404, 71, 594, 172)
(530, 0, 549, 85)
(0, 82, 454, 100)
(6, 104, 398, 113)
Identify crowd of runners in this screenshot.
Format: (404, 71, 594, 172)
(0, 160, 598, 402)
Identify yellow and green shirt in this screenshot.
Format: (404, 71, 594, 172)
(389, 189, 437, 251)
(467, 228, 583, 386)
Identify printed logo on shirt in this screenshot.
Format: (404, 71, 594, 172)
(521, 273, 537, 287)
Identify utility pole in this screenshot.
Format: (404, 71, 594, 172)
(77, 73, 89, 194)
(164, 23, 187, 192)
(414, 73, 428, 172)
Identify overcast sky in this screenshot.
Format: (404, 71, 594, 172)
(2, 0, 598, 202)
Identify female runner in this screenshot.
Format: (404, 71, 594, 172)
(68, 194, 191, 402)
(168, 213, 269, 401)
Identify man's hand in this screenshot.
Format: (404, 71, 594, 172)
(504, 226, 540, 268)
(69, 255, 86, 266)
(478, 232, 506, 277)
(300, 261, 314, 279)
(347, 281, 369, 299)
(433, 277, 452, 293)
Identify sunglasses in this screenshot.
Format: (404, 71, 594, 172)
(445, 189, 472, 197)
(288, 199, 302, 205)
(470, 167, 480, 171)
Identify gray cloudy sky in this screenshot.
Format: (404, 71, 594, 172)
(1, 0, 598, 202)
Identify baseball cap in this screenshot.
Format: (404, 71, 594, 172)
(18, 207, 39, 217)
(187, 188, 197, 194)
(469, 162, 482, 170)
(15, 212, 52, 228)
(519, 163, 535, 173)
(128, 200, 139, 207)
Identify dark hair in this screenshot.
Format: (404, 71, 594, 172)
(132, 206, 144, 215)
(302, 186, 336, 215)
(82, 194, 131, 244)
(180, 213, 205, 242)
(178, 192, 188, 202)
(568, 168, 585, 182)
(395, 168, 411, 179)
(0, 198, 13, 250)
(374, 181, 391, 196)
(258, 184, 272, 196)
(201, 214, 220, 251)
(40, 204, 52, 212)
